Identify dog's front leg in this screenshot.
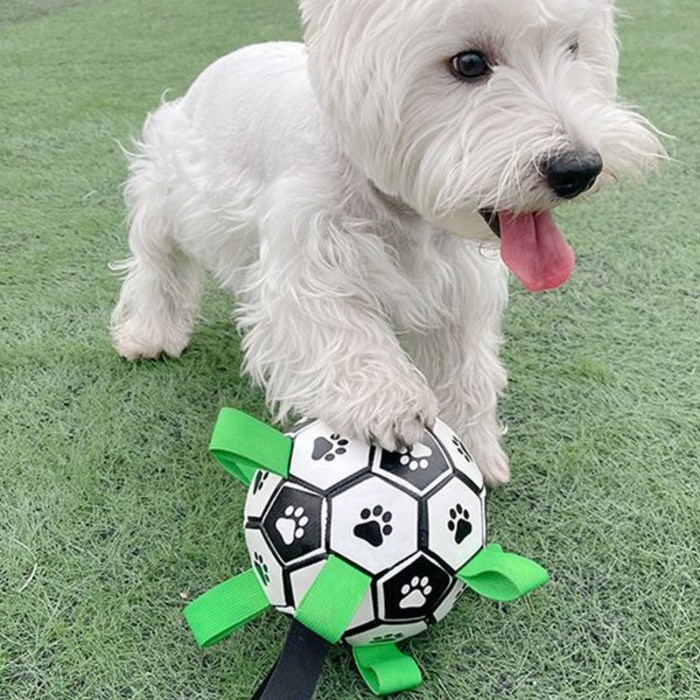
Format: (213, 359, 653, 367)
(239, 291, 438, 451)
(410, 321, 510, 485)
(236, 211, 438, 452)
(404, 239, 510, 485)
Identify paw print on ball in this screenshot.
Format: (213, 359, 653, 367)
(329, 477, 417, 575)
(289, 422, 374, 492)
(353, 505, 393, 547)
(399, 443, 432, 471)
(252, 470, 270, 495)
(426, 477, 484, 570)
(379, 553, 452, 622)
(399, 576, 433, 610)
(312, 433, 350, 462)
(451, 436, 473, 462)
(447, 504, 472, 544)
(275, 506, 309, 545)
(253, 551, 270, 586)
(262, 486, 324, 564)
(376, 432, 451, 495)
(369, 632, 404, 645)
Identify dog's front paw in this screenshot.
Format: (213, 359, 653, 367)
(365, 404, 437, 453)
(317, 381, 438, 454)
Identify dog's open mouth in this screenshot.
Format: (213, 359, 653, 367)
(479, 209, 575, 293)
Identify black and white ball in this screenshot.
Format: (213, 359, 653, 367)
(244, 419, 486, 646)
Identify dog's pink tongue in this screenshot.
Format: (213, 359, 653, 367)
(499, 211, 575, 292)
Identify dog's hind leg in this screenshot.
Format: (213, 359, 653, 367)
(111, 104, 202, 361)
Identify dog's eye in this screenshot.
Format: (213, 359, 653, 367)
(450, 51, 491, 82)
(567, 39, 580, 56)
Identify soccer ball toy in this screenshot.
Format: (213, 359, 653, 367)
(184, 409, 549, 698)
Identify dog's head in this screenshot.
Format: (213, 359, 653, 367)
(299, 0, 664, 291)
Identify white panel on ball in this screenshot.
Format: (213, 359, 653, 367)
(345, 584, 376, 631)
(245, 470, 284, 520)
(430, 420, 483, 491)
(329, 477, 418, 575)
(344, 621, 428, 647)
(426, 476, 485, 571)
(244, 527, 288, 608)
(287, 559, 326, 610)
(433, 580, 466, 623)
(289, 422, 377, 492)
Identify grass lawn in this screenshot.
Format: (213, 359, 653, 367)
(1, 0, 698, 698)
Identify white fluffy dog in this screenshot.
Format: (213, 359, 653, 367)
(111, 0, 662, 484)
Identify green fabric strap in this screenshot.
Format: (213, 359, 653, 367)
(457, 543, 549, 603)
(352, 644, 423, 696)
(295, 555, 372, 644)
(183, 569, 270, 648)
(209, 408, 292, 486)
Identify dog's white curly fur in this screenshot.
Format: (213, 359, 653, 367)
(111, 0, 662, 484)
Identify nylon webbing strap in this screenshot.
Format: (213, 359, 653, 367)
(183, 569, 270, 647)
(457, 543, 549, 603)
(209, 408, 292, 485)
(251, 619, 331, 700)
(352, 644, 423, 696)
(295, 555, 372, 644)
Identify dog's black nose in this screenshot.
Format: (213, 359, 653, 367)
(544, 151, 603, 199)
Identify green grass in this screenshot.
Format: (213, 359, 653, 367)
(0, 0, 698, 698)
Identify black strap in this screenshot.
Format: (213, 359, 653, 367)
(252, 620, 332, 700)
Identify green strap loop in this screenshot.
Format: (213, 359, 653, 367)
(352, 644, 423, 696)
(295, 555, 372, 644)
(457, 543, 549, 603)
(183, 569, 270, 647)
(209, 408, 292, 485)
